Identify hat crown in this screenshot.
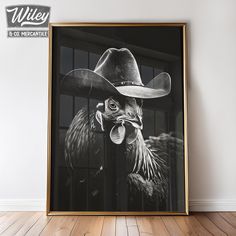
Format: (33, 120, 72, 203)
(94, 48, 143, 86)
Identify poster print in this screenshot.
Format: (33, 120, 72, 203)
(47, 23, 188, 215)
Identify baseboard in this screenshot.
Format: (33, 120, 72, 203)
(0, 199, 236, 211)
(189, 199, 236, 211)
(0, 199, 46, 211)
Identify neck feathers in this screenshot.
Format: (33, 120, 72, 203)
(65, 108, 95, 168)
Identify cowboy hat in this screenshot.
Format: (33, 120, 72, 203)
(62, 48, 171, 99)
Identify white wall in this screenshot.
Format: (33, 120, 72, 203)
(0, 0, 236, 211)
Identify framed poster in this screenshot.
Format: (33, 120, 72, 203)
(47, 23, 188, 215)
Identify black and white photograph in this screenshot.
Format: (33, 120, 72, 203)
(48, 24, 188, 214)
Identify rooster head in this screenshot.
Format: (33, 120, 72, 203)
(95, 96, 143, 145)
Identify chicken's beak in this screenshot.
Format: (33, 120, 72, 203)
(116, 115, 143, 130)
(129, 115, 143, 130)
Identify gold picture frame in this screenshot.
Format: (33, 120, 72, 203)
(47, 23, 189, 215)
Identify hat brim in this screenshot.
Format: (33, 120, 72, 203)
(61, 69, 171, 99)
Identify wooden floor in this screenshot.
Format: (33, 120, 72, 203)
(0, 212, 236, 235)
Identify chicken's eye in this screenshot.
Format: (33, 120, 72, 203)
(108, 100, 119, 111)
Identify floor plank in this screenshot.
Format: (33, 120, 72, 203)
(15, 212, 43, 235)
(219, 212, 236, 228)
(126, 216, 139, 236)
(116, 216, 128, 236)
(0, 212, 6, 217)
(1, 212, 34, 236)
(101, 216, 116, 236)
(25, 213, 52, 236)
(183, 215, 212, 235)
(40, 215, 78, 236)
(126, 216, 137, 226)
(71, 216, 104, 236)
(231, 212, 236, 217)
(151, 217, 169, 236)
(136, 216, 153, 235)
(0, 212, 11, 225)
(174, 216, 197, 235)
(0, 212, 27, 235)
(194, 212, 227, 236)
(162, 216, 185, 236)
(206, 212, 236, 235)
(127, 225, 140, 236)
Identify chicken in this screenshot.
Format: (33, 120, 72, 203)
(65, 95, 183, 201)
